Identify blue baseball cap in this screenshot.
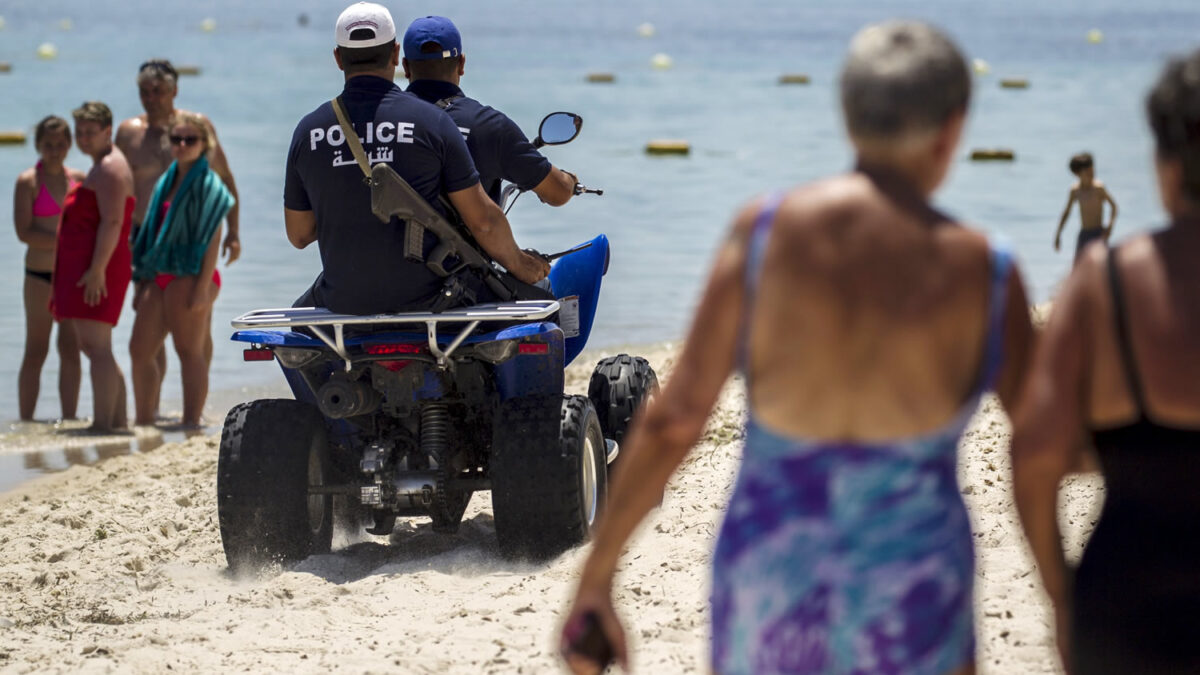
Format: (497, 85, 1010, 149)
(403, 16, 462, 61)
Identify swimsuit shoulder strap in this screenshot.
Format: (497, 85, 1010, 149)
(738, 191, 786, 376)
(1106, 248, 1148, 415)
(977, 235, 1015, 394)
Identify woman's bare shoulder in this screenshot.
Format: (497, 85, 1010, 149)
(936, 222, 991, 254)
(14, 166, 37, 188)
(772, 175, 871, 227)
(97, 150, 133, 184)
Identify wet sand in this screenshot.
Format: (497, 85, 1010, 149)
(0, 342, 1100, 674)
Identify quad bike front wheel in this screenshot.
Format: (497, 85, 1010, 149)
(217, 399, 334, 574)
(490, 395, 606, 561)
(588, 355, 659, 461)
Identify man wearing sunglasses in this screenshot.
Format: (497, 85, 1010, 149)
(283, 3, 548, 315)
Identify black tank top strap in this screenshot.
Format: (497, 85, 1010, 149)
(737, 191, 785, 378)
(1106, 249, 1148, 415)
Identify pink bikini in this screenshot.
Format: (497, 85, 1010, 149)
(28, 161, 79, 284)
(31, 160, 76, 217)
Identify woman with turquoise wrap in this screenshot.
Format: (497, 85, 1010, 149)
(129, 111, 234, 429)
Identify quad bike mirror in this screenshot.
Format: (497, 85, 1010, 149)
(534, 112, 582, 147)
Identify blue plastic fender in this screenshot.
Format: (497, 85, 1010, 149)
(548, 234, 608, 366)
(494, 324, 565, 401)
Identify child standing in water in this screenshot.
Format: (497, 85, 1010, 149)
(1054, 152, 1119, 262)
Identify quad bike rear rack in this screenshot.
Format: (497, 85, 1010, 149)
(231, 299, 560, 371)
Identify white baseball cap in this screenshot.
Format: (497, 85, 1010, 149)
(335, 2, 396, 49)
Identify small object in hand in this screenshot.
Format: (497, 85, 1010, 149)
(524, 248, 550, 263)
(562, 611, 615, 669)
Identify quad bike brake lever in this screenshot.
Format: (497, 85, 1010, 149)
(524, 242, 594, 263)
(573, 182, 604, 196)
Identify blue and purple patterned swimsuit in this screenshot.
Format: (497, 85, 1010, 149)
(710, 196, 1012, 674)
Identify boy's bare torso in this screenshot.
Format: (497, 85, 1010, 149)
(1074, 180, 1108, 231)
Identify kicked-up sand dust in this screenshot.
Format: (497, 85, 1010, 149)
(0, 342, 1100, 674)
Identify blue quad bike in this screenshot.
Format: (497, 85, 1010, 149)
(217, 113, 658, 572)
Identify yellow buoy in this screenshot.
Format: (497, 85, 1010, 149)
(176, 65, 202, 76)
(36, 43, 58, 60)
(636, 22, 655, 38)
(999, 78, 1029, 89)
(651, 53, 673, 70)
(0, 16, 6, 30)
(200, 17, 217, 32)
(0, 62, 11, 73)
(586, 72, 615, 83)
(972, 58, 990, 75)
(0, 131, 29, 145)
(778, 73, 811, 85)
(58, 18, 72, 31)
(645, 140, 690, 156)
(970, 148, 1015, 161)
(1087, 29, 1103, 44)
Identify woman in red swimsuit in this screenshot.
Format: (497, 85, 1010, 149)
(129, 112, 232, 428)
(52, 102, 135, 432)
(12, 115, 85, 421)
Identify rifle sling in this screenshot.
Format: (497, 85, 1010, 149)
(331, 97, 424, 263)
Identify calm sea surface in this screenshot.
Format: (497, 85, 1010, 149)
(1, 0, 1198, 485)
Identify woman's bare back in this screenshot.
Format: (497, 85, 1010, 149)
(745, 171, 1006, 441)
(1080, 226, 1200, 428)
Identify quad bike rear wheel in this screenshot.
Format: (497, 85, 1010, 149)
(217, 399, 333, 574)
(490, 395, 606, 561)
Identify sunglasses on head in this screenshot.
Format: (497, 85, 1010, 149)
(169, 135, 201, 147)
(139, 60, 178, 79)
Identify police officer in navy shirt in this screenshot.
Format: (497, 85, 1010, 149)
(283, 3, 549, 315)
(400, 16, 579, 207)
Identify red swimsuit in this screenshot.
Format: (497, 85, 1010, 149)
(51, 186, 134, 326)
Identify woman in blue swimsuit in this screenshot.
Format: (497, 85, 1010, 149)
(562, 21, 1033, 675)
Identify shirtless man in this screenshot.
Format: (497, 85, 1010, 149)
(116, 59, 239, 423)
(116, 59, 240, 257)
(1054, 152, 1119, 262)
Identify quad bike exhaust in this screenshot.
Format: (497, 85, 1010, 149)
(318, 377, 381, 418)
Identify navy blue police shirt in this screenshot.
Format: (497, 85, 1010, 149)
(407, 80, 552, 205)
(284, 76, 479, 314)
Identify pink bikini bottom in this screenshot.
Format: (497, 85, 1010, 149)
(155, 269, 221, 292)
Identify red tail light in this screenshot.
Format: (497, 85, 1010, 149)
(377, 360, 412, 372)
(365, 343, 423, 355)
(243, 348, 275, 362)
(518, 343, 549, 355)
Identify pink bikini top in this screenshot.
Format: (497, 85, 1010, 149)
(31, 161, 78, 218)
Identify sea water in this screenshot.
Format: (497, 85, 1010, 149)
(0, 0, 1197, 485)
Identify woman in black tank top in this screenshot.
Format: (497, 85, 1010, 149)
(1012, 48, 1200, 674)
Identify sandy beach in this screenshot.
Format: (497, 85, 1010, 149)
(0, 341, 1102, 674)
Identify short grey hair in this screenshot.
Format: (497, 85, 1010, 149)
(840, 21, 970, 143)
